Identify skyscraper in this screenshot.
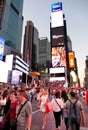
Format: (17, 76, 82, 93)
(0, 0, 23, 53)
(23, 21, 39, 71)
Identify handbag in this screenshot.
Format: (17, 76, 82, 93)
(10, 100, 28, 130)
(10, 118, 17, 128)
(45, 101, 52, 113)
(0, 109, 10, 130)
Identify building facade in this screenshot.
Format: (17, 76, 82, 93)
(84, 56, 88, 88)
(23, 21, 39, 71)
(0, 0, 23, 53)
(38, 37, 51, 74)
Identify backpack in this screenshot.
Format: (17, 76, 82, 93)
(68, 99, 81, 124)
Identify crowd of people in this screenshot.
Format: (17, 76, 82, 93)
(0, 80, 87, 130)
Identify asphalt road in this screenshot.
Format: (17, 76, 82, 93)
(31, 96, 88, 130)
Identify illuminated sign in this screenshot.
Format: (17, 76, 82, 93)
(50, 67, 65, 73)
(51, 2, 62, 12)
(68, 51, 75, 68)
(50, 77, 65, 82)
(51, 2, 63, 28)
(51, 11, 63, 28)
(51, 27, 64, 47)
(0, 36, 5, 60)
(52, 46, 66, 67)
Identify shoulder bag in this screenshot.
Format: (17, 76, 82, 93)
(55, 98, 64, 118)
(10, 100, 28, 129)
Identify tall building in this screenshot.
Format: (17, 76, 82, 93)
(67, 36, 72, 52)
(0, 0, 23, 53)
(23, 21, 39, 71)
(38, 37, 51, 73)
(84, 56, 88, 88)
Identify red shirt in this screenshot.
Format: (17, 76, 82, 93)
(10, 100, 18, 120)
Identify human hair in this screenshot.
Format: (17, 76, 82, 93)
(70, 91, 76, 97)
(55, 91, 60, 98)
(17, 89, 26, 97)
(61, 90, 68, 102)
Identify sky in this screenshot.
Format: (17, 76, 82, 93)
(22, 0, 88, 86)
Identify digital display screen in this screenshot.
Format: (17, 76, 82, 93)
(51, 26, 64, 47)
(11, 71, 20, 85)
(52, 46, 66, 67)
(51, 2, 62, 12)
(51, 11, 63, 28)
(0, 36, 5, 60)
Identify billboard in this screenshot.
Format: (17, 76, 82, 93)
(0, 36, 5, 60)
(49, 67, 65, 82)
(52, 46, 66, 67)
(0, 60, 8, 83)
(50, 67, 65, 74)
(51, 11, 63, 28)
(51, 26, 64, 47)
(51, 2, 62, 12)
(68, 51, 75, 68)
(11, 71, 20, 85)
(51, 2, 63, 28)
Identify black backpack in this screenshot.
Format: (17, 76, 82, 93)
(68, 99, 81, 124)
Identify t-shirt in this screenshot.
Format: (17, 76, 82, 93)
(17, 100, 32, 130)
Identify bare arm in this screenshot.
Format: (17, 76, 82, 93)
(81, 109, 86, 126)
(26, 114, 32, 130)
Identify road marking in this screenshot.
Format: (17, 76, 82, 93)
(80, 127, 88, 130)
(32, 109, 40, 114)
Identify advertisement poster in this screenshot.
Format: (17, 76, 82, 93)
(52, 46, 66, 67)
(0, 36, 5, 60)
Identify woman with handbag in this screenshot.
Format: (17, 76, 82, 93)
(51, 90, 63, 130)
(39, 88, 48, 130)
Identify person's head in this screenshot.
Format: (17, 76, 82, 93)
(55, 91, 60, 98)
(3, 89, 9, 100)
(9, 89, 16, 101)
(17, 89, 26, 103)
(61, 90, 68, 102)
(70, 91, 76, 98)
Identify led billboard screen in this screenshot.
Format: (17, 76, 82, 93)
(51, 27, 64, 47)
(51, 2, 63, 28)
(50, 67, 65, 74)
(68, 51, 75, 68)
(0, 36, 5, 60)
(11, 71, 20, 85)
(51, 11, 63, 28)
(51, 2, 62, 12)
(52, 46, 66, 67)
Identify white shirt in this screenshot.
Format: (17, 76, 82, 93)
(51, 98, 63, 112)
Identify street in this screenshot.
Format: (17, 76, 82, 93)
(31, 97, 88, 130)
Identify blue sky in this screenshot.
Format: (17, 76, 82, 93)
(22, 0, 88, 86)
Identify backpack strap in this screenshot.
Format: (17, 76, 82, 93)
(17, 100, 28, 117)
(69, 99, 78, 106)
(69, 99, 78, 117)
(55, 98, 62, 110)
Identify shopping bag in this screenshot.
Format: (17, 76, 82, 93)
(45, 101, 52, 113)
